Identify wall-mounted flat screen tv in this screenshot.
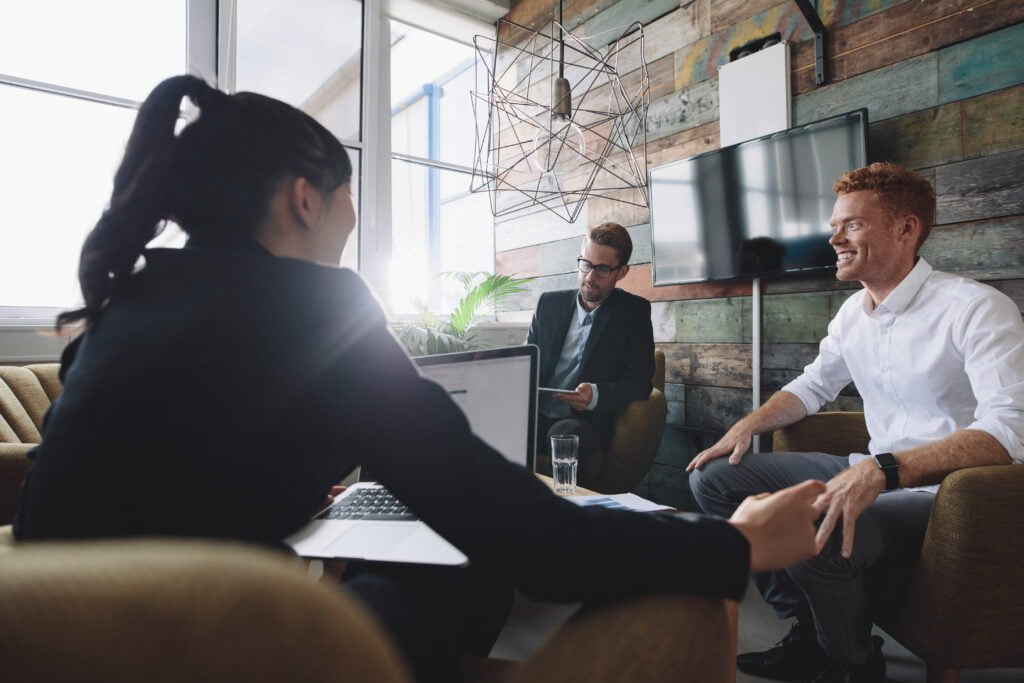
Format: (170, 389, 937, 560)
(649, 109, 868, 285)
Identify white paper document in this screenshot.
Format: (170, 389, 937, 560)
(565, 493, 672, 513)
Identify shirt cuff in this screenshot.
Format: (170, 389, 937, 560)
(585, 383, 599, 411)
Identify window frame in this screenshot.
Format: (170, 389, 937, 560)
(0, 0, 217, 329)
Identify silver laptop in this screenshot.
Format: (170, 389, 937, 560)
(286, 344, 539, 564)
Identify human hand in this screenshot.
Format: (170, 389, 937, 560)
(555, 383, 593, 411)
(729, 479, 827, 572)
(322, 484, 347, 508)
(812, 460, 885, 558)
(686, 425, 753, 472)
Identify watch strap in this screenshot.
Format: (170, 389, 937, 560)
(873, 452, 899, 490)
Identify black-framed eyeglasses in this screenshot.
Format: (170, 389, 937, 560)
(577, 257, 622, 278)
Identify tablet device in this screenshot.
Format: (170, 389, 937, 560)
(539, 387, 580, 394)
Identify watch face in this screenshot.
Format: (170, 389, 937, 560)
(874, 453, 899, 490)
(875, 452, 898, 469)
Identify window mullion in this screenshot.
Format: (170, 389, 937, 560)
(360, 0, 393, 301)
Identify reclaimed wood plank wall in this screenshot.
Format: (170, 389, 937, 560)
(495, 0, 1024, 509)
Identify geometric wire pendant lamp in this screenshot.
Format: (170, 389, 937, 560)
(470, 2, 650, 223)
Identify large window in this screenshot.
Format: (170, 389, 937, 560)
(234, 0, 363, 270)
(388, 20, 494, 315)
(1, 1, 498, 329)
(0, 1, 188, 314)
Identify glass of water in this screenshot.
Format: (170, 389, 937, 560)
(550, 434, 579, 495)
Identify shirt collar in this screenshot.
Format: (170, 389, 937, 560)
(576, 295, 600, 323)
(864, 258, 933, 317)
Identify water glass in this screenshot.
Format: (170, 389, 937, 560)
(550, 434, 579, 495)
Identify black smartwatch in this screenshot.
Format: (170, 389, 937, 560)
(873, 452, 900, 490)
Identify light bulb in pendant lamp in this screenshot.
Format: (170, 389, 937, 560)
(529, 76, 586, 177)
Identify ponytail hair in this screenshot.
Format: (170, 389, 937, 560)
(58, 75, 352, 331)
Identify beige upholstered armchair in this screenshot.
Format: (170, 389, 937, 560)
(587, 349, 668, 493)
(774, 412, 1024, 683)
(0, 364, 59, 524)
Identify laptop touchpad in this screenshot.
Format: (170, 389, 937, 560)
(325, 523, 418, 557)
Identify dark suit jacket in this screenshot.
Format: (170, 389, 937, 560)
(527, 288, 655, 437)
(15, 246, 747, 603)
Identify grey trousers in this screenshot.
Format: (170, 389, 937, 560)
(689, 452, 934, 664)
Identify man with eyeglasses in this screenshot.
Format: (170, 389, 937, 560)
(527, 222, 655, 485)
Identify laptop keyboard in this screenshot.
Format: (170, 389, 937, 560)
(316, 486, 418, 521)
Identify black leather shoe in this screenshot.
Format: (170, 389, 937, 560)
(736, 620, 826, 681)
(807, 635, 886, 683)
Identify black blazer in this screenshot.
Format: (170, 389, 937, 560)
(15, 246, 746, 603)
(527, 288, 655, 434)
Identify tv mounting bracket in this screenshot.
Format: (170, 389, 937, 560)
(793, 0, 828, 85)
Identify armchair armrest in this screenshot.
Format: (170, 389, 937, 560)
(589, 389, 668, 493)
(772, 412, 870, 456)
(0, 539, 411, 682)
(0, 443, 33, 525)
(893, 464, 1024, 668)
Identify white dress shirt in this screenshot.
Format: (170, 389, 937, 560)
(783, 259, 1024, 477)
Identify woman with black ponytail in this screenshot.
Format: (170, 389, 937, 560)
(15, 76, 821, 681)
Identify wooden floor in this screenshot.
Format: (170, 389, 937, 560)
(490, 580, 1023, 681)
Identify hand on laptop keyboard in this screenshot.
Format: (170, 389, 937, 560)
(317, 486, 418, 521)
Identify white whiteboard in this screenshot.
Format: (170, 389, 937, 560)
(718, 41, 791, 146)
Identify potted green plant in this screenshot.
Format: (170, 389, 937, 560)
(391, 271, 533, 356)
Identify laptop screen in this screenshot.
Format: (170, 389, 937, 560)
(414, 345, 538, 470)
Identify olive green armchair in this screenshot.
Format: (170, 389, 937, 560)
(587, 349, 668, 494)
(774, 412, 1024, 683)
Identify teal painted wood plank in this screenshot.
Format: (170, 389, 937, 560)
(793, 52, 938, 125)
(762, 291, 837, 343)
(647, 76, 719, 144)
(626, 223, 652, 263)
(676, 296, 751, 343)
(962, 85, 1024, 160)
(869, 101, 963, 170)
(990, 279, 1024, 314)
(939, 23, 1024, 105)
(646, 462, 701, 511)
(830, 289, 858, 317)
(685, 385, 752, 431)
(922, 215, 1024, 281)
(506, 272, 578, 311)
(935, 148, 1024, 225)
(577, 0, 680, 50)
(822, 0, 912, 27)
(666, 398, 685, 426)
(664, 382, 685, 402)
(654, 424, 719, 469)
(763, 274, 859, 295)
(537, 236, 585, 276)
(763, 342, 819, 371)
(762, 368, 803, 392)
